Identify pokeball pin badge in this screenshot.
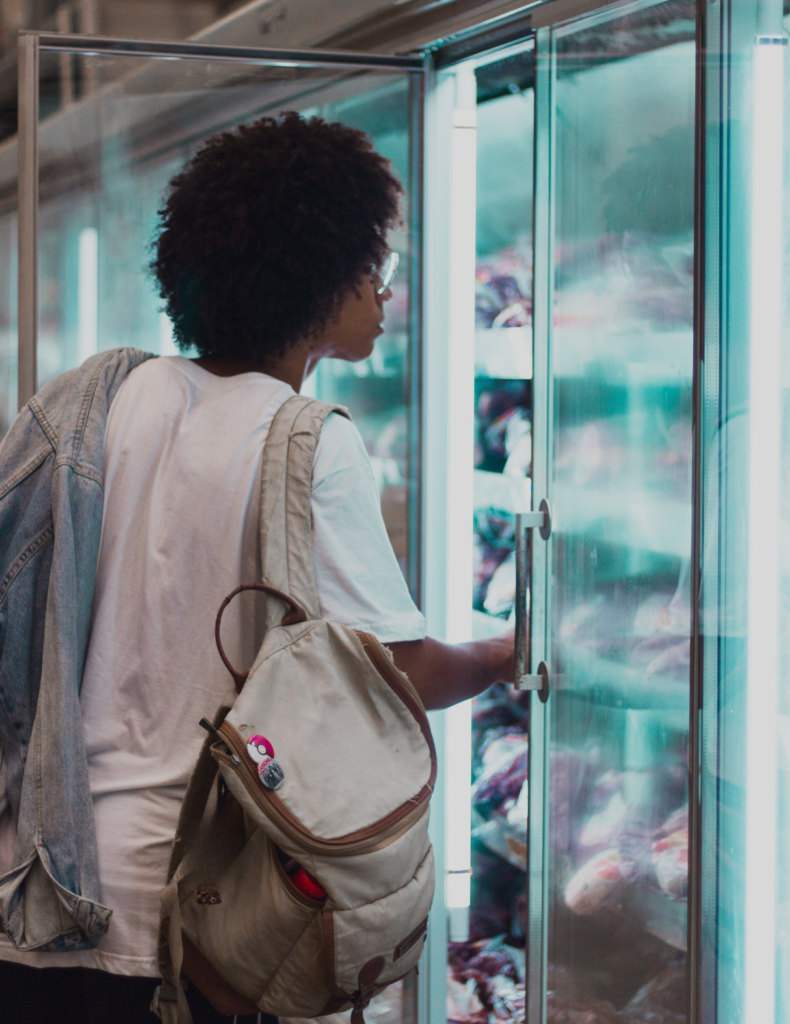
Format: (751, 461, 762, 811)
(246, 734, 284, 791)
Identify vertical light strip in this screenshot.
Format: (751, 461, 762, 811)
(745, 33, 785, 1024)
(77, 226, 98, 364)
(445, 66, 477, 935)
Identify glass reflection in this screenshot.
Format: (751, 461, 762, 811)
(547, 4, 695, 1020)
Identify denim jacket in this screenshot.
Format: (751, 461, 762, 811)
(0, 348, 155, 951)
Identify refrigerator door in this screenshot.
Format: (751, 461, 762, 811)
(10, 35, 424, 594)
(531, 2, 696, 1020)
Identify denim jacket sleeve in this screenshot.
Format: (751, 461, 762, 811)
(0, 347, 155, 951)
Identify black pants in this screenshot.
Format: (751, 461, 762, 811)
(0, 960, 278, 1024)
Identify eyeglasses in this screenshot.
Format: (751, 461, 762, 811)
(372, 251, 399, 295)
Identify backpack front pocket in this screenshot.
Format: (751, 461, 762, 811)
(180, 826, 326, 1006)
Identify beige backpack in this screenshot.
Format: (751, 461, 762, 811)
(155, 396, 436, 1024)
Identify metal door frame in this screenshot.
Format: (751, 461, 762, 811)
(16, 30, 425, 409)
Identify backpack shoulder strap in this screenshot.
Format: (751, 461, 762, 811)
(259, 394, 350, 622)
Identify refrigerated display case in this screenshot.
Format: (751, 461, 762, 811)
(6, 1, 790, 1022)
(429, 1, 790, 1022)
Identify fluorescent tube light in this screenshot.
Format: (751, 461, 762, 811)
(744, 33, 785, 1024)
(444, 68, 477, 937)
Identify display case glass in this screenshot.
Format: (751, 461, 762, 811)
(5, 41, 422, 590)
(544, 1, 695, 1018)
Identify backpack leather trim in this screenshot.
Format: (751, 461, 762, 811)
(393, 916, 429, 961)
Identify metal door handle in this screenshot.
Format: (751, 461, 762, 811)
(514, 499, 552, 697)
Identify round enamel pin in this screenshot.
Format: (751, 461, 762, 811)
(246, 734, 284, 790)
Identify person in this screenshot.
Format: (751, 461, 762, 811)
(0, 112, 514, 1023)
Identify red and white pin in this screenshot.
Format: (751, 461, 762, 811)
(246, 734, 284, 790)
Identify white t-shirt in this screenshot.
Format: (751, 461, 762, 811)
(0, 356, 425, 976)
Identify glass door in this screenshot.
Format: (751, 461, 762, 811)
(531, 2, 697, 1020)
(13, 33, 424, 596)
(12, 34, 424, 1024)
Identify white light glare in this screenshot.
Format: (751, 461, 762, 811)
(446, 698, 472, 913)
(744, 33, 785, 1024)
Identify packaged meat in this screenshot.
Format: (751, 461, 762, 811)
(618, 816, 655, 884)
(476, 732, 529, 780)
(475, 382, 530, 474)
(472, 689, 529, 735)
(484, 550, 517, 619)
(473, 737, 529, 818)
(448, 976, 488, 1024)
(564, 848, 621, 915)
(506, 779, 529, 832)
(578, 792, 627, 853)
(652, 830, 688, 900)
(449, 936, 526, 1024)
(657, 804, 688, 835)
(476, 256, 532, 330)
(488, 973, 526, 1022)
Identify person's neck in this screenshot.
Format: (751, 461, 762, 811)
(192, 342, 314, 393)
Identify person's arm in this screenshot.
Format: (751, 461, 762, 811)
(387, 633, 515, 711)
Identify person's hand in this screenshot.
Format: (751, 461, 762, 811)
(485, 628, 516, 684)
(388, 628, 517, 711)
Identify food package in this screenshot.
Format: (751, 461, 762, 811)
(472, 689, 529, 736)
(475, 382, 530, 474)
(578, 791, 628, 854)
(476, 254, 532, 329)
(651, 805, 689, 900)
(564, 848, 621, 916)
(473, 506, 516, 611)
(617, 815, 655, 884)
(473, 735, 529, 819)
(484, 550, 516, 619)
(448, 976, 488, 1024)
(506, 779, 529, 832)
(448, 936, 526, 1024)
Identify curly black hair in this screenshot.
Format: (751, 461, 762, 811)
(151, 112, 404, 362)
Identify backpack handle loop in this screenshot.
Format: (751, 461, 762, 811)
(215, 583, 308, 692)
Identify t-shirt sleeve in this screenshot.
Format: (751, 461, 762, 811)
(310, 412, 426, 643)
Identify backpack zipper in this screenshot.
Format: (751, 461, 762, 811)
(213, 631, 436, 858)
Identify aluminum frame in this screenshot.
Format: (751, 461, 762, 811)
(30, 31, 424, 70)
(528, 24, 553, 1024)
